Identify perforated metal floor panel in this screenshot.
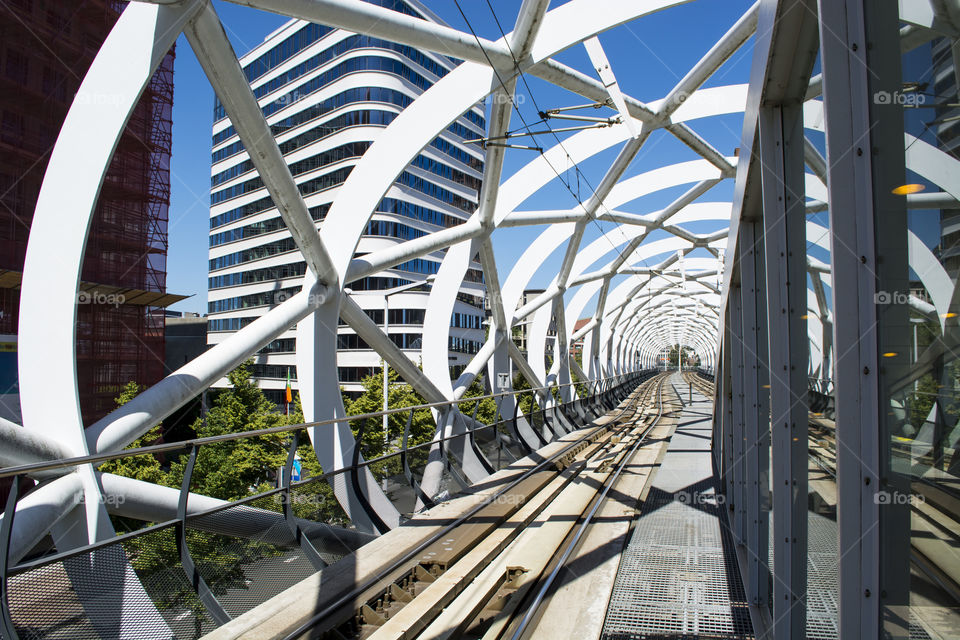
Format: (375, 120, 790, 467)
(805, 512, 840, 640)
(803, 512, 932, 640)
(601, 485, 754, 640)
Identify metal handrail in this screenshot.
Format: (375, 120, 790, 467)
(0, 371, 649, 639)
(0, 375, 648, 547)
(0, 373, 635, 480)
(0, 377, 648, 568)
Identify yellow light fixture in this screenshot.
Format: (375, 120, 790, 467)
(800, 314, 808, 319)
(942, 312, 957, 319)
(882, 352, 898, 357)
(891, 184, 925, 195)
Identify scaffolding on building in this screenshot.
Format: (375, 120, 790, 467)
(0, 0, 180, 424)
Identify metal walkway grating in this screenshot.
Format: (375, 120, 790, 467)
(601, 482, 754, 640)
(805, 512, 841, 640)
(803, 512, 932, 640)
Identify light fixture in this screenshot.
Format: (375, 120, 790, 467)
(891, 184, 925, 195)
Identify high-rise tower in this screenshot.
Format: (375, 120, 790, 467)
(206, 0, 487, 401)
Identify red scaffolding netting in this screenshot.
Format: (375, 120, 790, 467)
(0, 0, 174, 424)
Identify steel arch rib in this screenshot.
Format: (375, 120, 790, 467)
(13, 2, 203, 633)
(10, 0, 758, 555)
(299, 0, 694, 522)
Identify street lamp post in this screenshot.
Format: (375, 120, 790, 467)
(348, 275, 435, 447)
(383, 293, 389, 446)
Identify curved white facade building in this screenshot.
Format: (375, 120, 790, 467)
(206, 0, 487, 398)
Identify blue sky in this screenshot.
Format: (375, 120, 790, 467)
(165, 0, 756, 315)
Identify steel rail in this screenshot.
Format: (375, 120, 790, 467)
(280, 374, 660, 640)
(1, 380, 633, 580)
(509, 372, 673, 639)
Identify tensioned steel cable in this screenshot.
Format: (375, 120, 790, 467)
(450, 0, 636, 269)
(480, 0, 637, 254)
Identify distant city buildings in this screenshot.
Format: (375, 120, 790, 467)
(0, 1, 179, 424)
(512, 289, 556, 366)
(206, 0, 487, 401)
(570, 318, 591, 364)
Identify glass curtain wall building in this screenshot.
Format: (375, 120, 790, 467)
(207, 0, 486, 400)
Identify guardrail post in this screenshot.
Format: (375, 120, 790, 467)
(177, 445, 232, 625)
(1, 477, 20, 640)
(466, 401, 496, 475)
(349, 422, 392, 533)
(280, 431, 327, 570)
(401, 409, 436, 510)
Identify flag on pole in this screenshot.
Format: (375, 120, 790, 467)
(285, 371, 292, 415)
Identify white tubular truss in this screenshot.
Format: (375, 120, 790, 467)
(5, 0, 756, 576)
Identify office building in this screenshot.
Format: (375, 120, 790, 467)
(206, 0, 487, 400)
(511, 289, 556, 366)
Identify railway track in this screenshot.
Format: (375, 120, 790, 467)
(278, 372, 680, 640)
(681, 371, 714, 398)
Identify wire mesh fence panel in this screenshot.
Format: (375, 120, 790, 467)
(372, 462, 416, 517)
(184, 494, 314, 620)
(470, 423, 504, 469)
(287, 475, 350, 533)
(158, 429, 334, 619)
(124, 526, 219, 639)
(5, 529, 215, 640)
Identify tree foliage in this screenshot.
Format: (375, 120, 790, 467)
(104, 362, 519, 634)
(106, 363, 340, 636)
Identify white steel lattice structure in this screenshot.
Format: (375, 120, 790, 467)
(0, 0, 753, 631)
(205, 5, 488, 398)
(8, 0, 960, 638)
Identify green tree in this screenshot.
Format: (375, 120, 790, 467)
(512, 371, 537, 416)
(571, 368, 588, 399)
(99, 382, 168, 486)
(171, 361, 288, 501)
(344, 369, 437, 483)
(107, 363, 336, 637)
(457, 374, 498, 425)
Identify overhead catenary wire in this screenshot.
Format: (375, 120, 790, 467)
(479, 0, 638, 260)
(451, 0, 638, 273)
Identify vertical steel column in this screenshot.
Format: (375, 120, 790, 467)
(728, 283, 746, 544)
(817, 0, 906, 636)
(720, 315, 735, 499)
(739, 218, 770, 607)
(760, 103, 808, 637)
(712, 341, 723, 470)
